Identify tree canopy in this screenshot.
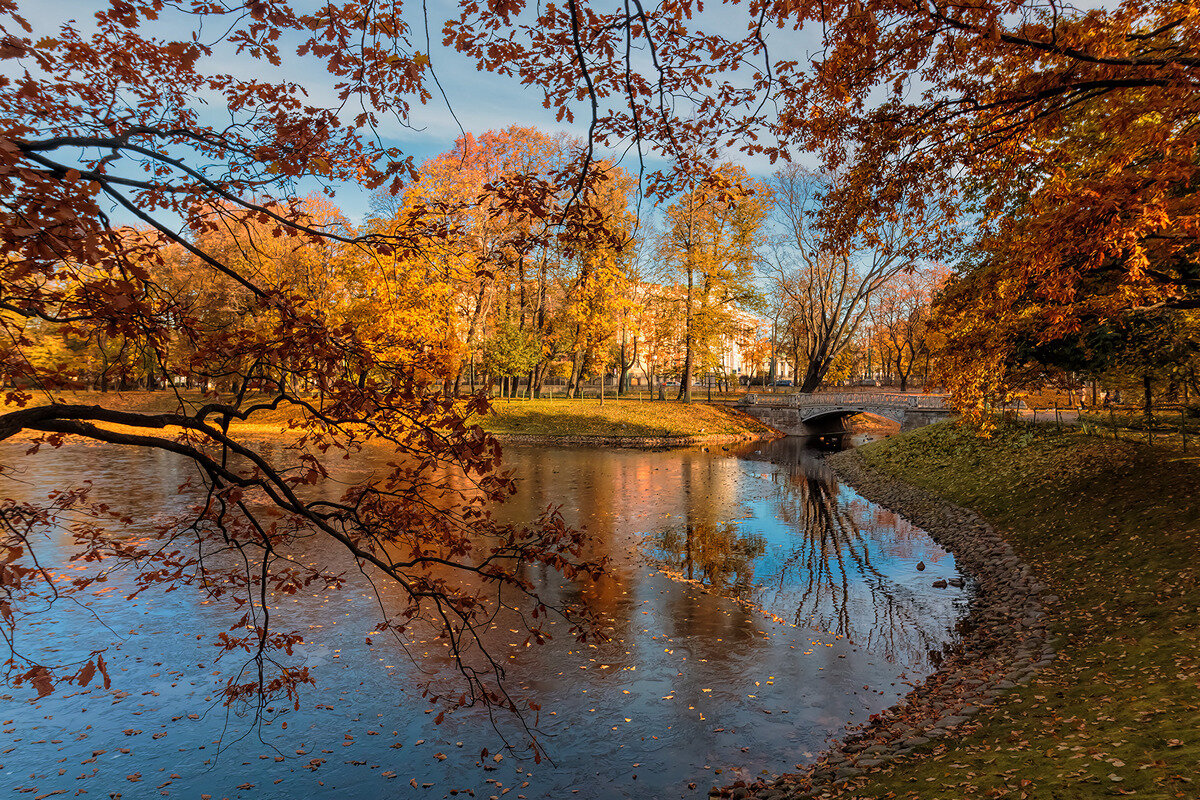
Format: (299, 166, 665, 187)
(0, 1, 618, 736)
(450, 0, 1199, 408)
(2, 0, 1198, 730)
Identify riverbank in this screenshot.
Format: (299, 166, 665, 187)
(480, 398, 779, 445)
(732, 423, 1200, 800)
(2, 390, 302, 437)
(3, 392, 780, 446)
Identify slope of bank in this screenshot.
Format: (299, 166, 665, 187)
(799, 423, 1200, 799)
(480, 398, 779, 445)
(4, 392, 778, 445)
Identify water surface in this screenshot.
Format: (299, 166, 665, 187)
(0, 437, 967, 798)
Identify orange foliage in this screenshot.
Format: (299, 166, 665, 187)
(0, 3, 617, 735)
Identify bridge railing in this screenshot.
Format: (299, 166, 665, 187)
(743, 391, 949, 410)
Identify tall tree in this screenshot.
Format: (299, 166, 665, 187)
(659, 166, 767, 402)
(768, 165, 933, 392)
(0, 1, 615, 732)
(395, 129, 634, 397)
(869, 265, 949, 392)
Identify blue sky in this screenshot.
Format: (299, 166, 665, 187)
(17, 0, 804, 226)
(18, 1, 580, 223)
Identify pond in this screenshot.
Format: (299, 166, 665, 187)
(0, 436, 968, 799)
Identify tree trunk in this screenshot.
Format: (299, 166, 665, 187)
(798, 357, 825, 393)
(679, 350, 693, 402)
(567, 351, 581, 399)
(681, 261, 695, 403)
(533, 362, 548, 398)
(518, 256, 527, 328)
(1144, 373, 1153, 428)
(618, 334, 637, 396)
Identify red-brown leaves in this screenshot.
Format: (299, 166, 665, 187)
(65, 654, 109, 689)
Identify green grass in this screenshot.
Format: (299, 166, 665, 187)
(8, 391, 776, 441)
(7, 389, 299, 434)
(842, 423, 1200, 799)
(478, 398, 777, 439)
(1077, 407, 1200, 452)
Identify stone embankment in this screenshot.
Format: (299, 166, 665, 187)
(495, 432, 778, 448)
(716, 449, 1058, 800)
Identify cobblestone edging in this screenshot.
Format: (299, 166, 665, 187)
(494, 432, 777, 448)
(715, 449, 1058, 800)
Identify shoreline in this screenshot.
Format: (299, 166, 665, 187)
(716, 448, 1056, 800)
(4, 393, 781, 448)
(493, 430, 780, 448)
(22, 425, 783, 449)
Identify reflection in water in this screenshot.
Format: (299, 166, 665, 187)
(653, 438, 963, 667)
(656, 522, 766, 590)
(0, 436, 966, 800)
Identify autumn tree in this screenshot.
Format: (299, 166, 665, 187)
(795, 1, 1200, 322)
(659, 165, 767, 402)
(552, 168, 638, 398)
(389, 129, 636, 398)
(612, 235, 654, 395)
(631, 283, 685, 394)
(734, 319, 772, 387)
(396, 128, 570, 394)
(481, 322, 541, 397)
(0, 1, 619, 737)
(869, 265, 949, 392)
(767, 165, 934, 392)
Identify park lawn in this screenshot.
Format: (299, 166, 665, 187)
(479, 398, 777, 440)
(841, 423, 1200, 799)
(1077, 408, 1200, 452)
(7, 391, 777, 441)
(6, 390, 301, 436)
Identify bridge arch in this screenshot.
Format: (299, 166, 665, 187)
(799, 405, 906, 426)
(737, 392, 953, 436)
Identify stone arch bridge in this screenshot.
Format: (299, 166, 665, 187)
(737, 391, 954, 436)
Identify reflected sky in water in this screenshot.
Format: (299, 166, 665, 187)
(647, 438, 963, 667)
(0, 436, 967, 799)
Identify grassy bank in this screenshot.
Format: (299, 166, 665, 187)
(840, 423, 1200, 799)
(5, 390, 300, 436)
(1077, 407, 1200, 452)
(5, 391, 777, 443)
(479, 398, 777, 441)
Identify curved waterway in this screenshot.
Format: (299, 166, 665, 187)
(1, 436, 968, 799)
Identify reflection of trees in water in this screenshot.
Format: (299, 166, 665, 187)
(766, 463, 948, 666)
(656, 442, 958, 667)
(654, 522, 765, 591)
